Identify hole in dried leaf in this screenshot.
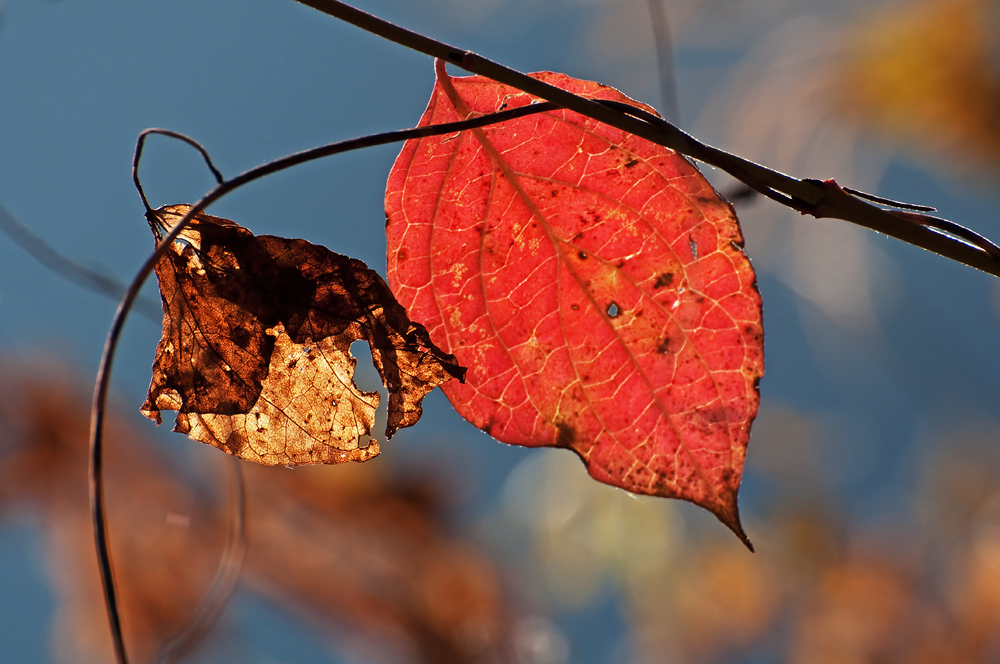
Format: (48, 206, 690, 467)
(689, 236, 698, 260)
(606, 302, 620, 318)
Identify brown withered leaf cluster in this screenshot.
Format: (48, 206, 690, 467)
(0, 358, 515, 664)
(141, 205, 465, 465)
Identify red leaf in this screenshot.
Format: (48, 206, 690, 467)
(385, 63, 763, 544)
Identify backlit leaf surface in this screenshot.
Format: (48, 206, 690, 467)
(386, 65, 763, 541)
(142, 205, 465, 465)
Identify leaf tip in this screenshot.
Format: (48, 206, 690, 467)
(713, 500, 754, 552)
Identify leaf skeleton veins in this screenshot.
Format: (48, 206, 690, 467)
(142, 204, 465, 467)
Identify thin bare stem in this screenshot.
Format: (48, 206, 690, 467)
(646, 0, 681, 125)
(156, 458, 247, 664)
(0, 205, 161, 320)
(89, 355, 128, 664)
(89, 100, 566, 664)
(293, 0, 1000, 278)
(840, 186, 936, 212)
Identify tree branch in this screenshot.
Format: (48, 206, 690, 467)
(294, 0, 1000, 278)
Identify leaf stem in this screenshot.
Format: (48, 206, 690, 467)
(293, 0, 1000, 278)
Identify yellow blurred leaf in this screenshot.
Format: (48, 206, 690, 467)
(835, 0, 1000, 173)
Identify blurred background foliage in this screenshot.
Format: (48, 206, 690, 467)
(2, 0, 1000, 662)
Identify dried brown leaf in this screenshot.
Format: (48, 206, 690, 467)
(141, 205, 465, 465)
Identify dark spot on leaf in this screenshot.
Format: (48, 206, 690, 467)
(616, 260, 625, 268)
(578, 251, 588, 260)
(555, 422, 576, 448)
(396, 248, 408, 262)
(624, 158, 639, 168)
(654, 273, 674, 289)
(551, 189, 558, 197)
(477, 417, 498, 435)
(230, 325, 251, 349)
(571, 304, 579, 310)
(657, 337, 673, 354)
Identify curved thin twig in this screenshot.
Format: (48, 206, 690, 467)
(293, 0, 1000, 278)
(155, 457, 247, 664)
(89, 99, 569, 664)
(132, 129, 226, 213)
